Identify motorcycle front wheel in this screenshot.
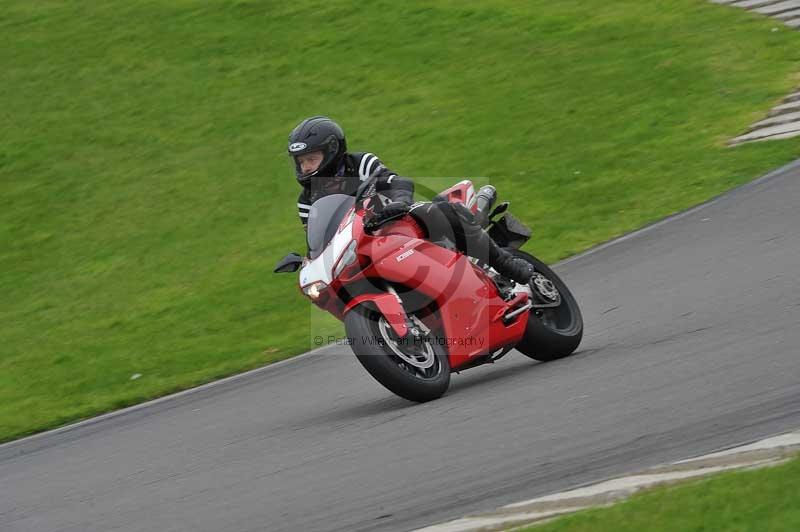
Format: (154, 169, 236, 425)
(345, 306, 450, 402)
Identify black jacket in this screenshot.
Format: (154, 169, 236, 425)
(296, 152, 414, 226)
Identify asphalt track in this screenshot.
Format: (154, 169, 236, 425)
(2, 160, 800, 532)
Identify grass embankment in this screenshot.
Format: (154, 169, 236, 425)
(2, 0, 800, 442)
(521, 456, 800, 532)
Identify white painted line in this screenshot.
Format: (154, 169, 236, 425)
(751, 110, 800, 128)
(503, 464, 758, 508)
(773, 7, 800, 19)
(748, 129, 800, 141)
(732, 120, 800, 142)
(770, 100, 800, 114)
(754, 1, 800, 16)
(730, 0, 782, 9)
(412, 508, 588, 532)
(677, 431, 800, 463)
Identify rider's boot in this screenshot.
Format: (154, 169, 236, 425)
(486, 242, 534, 284)
(459, 213, 534, 284)
(489, 243, 560, 305)
(458, 208, 558, 305)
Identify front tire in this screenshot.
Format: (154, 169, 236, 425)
(509, 249, 584, 361)
(345, 307, 450, 402)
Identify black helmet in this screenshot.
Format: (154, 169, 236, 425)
(288, 116, 347, 186)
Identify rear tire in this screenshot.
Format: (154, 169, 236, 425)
(345, 307, 450, 402)
(509, 249, 583, 361)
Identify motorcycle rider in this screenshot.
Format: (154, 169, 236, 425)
(289, 116, 538, 290)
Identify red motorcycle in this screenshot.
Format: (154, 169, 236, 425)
(275, 177, 583, 402)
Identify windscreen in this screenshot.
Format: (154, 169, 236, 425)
(306, 194, 355, 259)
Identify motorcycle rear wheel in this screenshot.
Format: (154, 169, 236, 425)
(345, 307, 451, 402)
(508, 249, 584, 361)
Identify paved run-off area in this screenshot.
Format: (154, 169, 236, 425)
(713, 0, 800, 143)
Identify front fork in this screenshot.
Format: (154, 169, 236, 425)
(385, 285, 430, 339)
(342, 282, 432, 340)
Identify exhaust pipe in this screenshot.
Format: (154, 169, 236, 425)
(474, 185, 497, 227)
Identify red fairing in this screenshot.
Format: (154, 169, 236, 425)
(362, 222, 528, 370)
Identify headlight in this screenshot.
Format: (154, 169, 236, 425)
(302, 281, 328, 301)
(332, 240, 358, 278)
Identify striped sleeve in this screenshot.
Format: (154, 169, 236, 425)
(354, 151, 413, 204)
(297, 191, 312, 225)
(358, 152, 384, 181)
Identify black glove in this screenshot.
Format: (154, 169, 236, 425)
(364, 201, 411, 230)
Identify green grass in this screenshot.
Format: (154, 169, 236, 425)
(1, 0, 800, 442)
(521, 456, 800, 532)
